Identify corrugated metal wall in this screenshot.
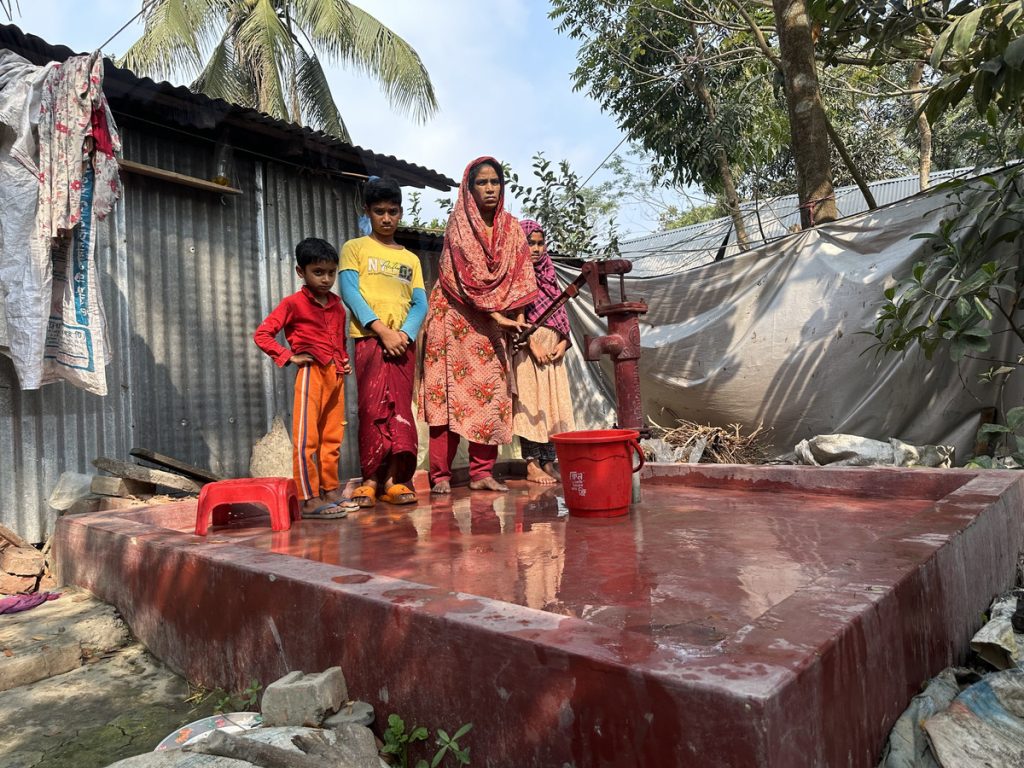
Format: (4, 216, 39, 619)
(1, 123, 363, 541)
(0, 208, 133, 542)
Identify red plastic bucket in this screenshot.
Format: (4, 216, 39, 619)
(551, 429, 645, 518)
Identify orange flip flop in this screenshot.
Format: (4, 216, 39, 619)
(352, 485, 377, 508)
(380, 484, 418, 505)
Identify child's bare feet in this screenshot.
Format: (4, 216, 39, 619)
(469, 476, 509, 492)
(542, 461, 561, 483)
(431, 480, 452, 495)
(526, 460, 557, 485)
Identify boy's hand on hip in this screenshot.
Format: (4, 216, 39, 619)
(340, 359, 352, 374)
(290, 352, 314, 366)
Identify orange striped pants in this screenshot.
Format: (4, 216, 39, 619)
(292, 362, 345, 500)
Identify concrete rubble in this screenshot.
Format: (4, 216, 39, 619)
(261, 667, 348, 728)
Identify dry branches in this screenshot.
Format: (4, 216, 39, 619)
(647, 418, 771, 464)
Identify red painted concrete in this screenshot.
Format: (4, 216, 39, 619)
(54, 464, 1024, 766)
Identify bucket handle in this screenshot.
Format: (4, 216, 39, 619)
(631, 440, 645, 473)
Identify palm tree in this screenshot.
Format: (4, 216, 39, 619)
(119, 0, 437, 141)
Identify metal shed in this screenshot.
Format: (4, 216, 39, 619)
(0, 24, 455, 541)
(617, 168, 974, 277)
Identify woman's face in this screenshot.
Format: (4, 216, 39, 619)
(527, 231, 545, 263)
(470, 164, 502, 215)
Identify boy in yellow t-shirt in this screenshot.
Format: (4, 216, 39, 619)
(340, 177, 426, 507)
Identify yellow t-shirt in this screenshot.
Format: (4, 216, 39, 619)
(340, 236, 425, 338)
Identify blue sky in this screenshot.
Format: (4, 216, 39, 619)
(10, 0, 683, 238)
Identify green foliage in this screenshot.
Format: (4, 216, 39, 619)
(811, 0, 1024, 127)
(212, 678, 262, 714)
(658, 201, 728, 229)
(871, 168, 1024, 363)
(869, 165, 1024, 467)
(554, 0, 1024, 222)
(381, 714, 471, 768)
(551, 0, 782, 198)
(408, 191, 423, 227)
(120, 0, 438, 140)
(506, 152, 619, 259)
(969, 406, 1024, 467)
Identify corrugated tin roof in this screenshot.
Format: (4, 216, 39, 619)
(0, 23, 457, 191)
(617, 167, 975, 276)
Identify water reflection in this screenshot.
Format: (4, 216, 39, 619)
(247, 482, 928, 648)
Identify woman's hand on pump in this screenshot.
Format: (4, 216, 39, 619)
(490, 312, 529, 334)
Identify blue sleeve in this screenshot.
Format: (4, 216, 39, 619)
(339, 270, 378, 330)
(400, 287, 428, 339)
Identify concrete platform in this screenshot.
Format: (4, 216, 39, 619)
(53, 464, 1024, 767)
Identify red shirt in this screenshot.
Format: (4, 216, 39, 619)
(254, 286, 349, 371)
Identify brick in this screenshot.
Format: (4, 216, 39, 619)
(261, 666, 348, 727)
(0, 547, 44, 577)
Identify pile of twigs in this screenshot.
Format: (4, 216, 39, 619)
(648, 418, 772, 464)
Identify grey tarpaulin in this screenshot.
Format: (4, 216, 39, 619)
(555, 176, 1020, 460)
(924, 668, 1024, 766)
(878, 668, 959, 768)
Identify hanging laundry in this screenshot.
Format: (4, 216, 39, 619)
(0, 50, 121, 394)
(0, 50, 58, 389)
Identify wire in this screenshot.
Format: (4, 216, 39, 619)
(578, 76, 678, 191)
(98, 0, 158, 53)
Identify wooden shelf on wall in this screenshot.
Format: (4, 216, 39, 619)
(117, 158, 243, 196)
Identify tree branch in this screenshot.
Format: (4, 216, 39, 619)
(823, 117, 878, 209)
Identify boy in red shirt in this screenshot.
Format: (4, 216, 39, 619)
(254, 238, 353, 519)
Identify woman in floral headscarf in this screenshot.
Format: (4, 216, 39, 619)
(418, 157, 538, 493)
(513, 220, 576, 483)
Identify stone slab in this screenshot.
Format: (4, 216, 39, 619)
(0, 571, 36, 594)
(0, 588, 129, 691)
(91, 475, 156, 498)
(323, 700, 375, 728)
(92, 459, 201, 495)
(53, 465, 1024, 767)
(130, 448, 222, 484)
(1, 546, 44, 576)
(103, 725, 386, 768)
(0, 642, 213, 768)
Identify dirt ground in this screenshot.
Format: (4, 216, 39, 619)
(0, 590, 219, 768)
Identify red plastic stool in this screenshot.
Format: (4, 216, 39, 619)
(195, 477, 300, 535)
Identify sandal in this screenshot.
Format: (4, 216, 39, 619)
(352, 485, 377, 508)
(380, 483, 418, 505)
(302, 502, 348, 520)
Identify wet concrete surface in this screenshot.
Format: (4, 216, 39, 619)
(196, 482, 937, 650)
(53, 464, 1024, 766)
